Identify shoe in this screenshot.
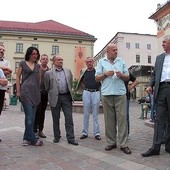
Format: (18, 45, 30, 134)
(0, 139, 1, 142)
(127, 135, 130, 140)
(68, 140, 78, 146)
(53, 138, 60, 143)
(105, 144, 117, 151)
(95, 135, 101, 140)
(121, 147, 131, 154)
(35, 133, 39, 139)
(39, 131, 46, 138)
(141, 148, 160, 157)
(80, 134, 88, 139)
(33, 140, 43, 146)
(22, 140, 31, 146)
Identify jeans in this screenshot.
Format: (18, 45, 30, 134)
(22, 102, 37, 144)
(82, 90, 100, 136)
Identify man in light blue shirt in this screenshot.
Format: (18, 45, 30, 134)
(95, 43, 131, 154)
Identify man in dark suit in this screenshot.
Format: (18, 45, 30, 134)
(45, 54, 78, 145)
(142, 35, 170, 157)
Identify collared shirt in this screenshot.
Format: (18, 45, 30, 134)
(0, 59, 11, 67)
(95, 56, 129, 95)
(161, 54, 170, 82)
(0, 68, 6, 90)
(55, 68, 69, 94)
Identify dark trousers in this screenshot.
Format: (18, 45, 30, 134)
(0, 90, 5, 115)
(34, 92, 48, 132)
(50, 93, 75, 141)
(152, 83, 170, 151)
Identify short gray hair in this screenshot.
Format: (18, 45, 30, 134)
(164, 35, 170, 41)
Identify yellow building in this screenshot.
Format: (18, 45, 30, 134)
(0, 20, 96, 82)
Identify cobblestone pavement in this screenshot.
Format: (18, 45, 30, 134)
(0, 101, 170, 170)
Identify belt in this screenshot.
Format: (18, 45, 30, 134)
(59, 92, 70, 95)
(160, 81, 170, 85)
(84, 88, 99, 92)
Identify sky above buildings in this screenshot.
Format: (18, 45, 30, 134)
(0, 0, 166, 55)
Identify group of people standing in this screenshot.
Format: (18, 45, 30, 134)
(1, 35, 170, 157)
(76, 35, 170, 157)
(75, 44, 139, 154)
(15, 47, 78, 146)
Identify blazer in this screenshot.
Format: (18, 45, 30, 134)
(45, 68, 73, 107)
(74, 68, 86, 94)
(148, 53, 165, 100)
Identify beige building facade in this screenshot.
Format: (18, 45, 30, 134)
(0, 20, 96, 85)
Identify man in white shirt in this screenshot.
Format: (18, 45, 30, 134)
(142, 36, 170, 157)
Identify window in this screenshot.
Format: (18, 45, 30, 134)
(148, 55, 151, 63)
(15, 61, 20, 73)
(136, 55, 140, 63)
(147, 44, 151, 50)
(16, 43, 23, 53)
(52, 46, 59, 55)
(32, 44, 39, 49)
(135, 43, 140, 49)
(126, 42, 130, 49)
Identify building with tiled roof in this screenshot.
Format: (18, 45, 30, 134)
(149, 0, 170, 54)
(0, 20, 97, 83)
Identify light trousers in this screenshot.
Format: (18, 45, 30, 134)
(102, 94, 128, 148)
(82, 90, 100, 136)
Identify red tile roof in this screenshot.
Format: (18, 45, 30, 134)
(0, 20, 96, 41)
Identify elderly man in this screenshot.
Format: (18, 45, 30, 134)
(95, 43, 131, 154)
(0, 68, 8, 142)
(75, 57, 101, 140)
(0, 44, 12, 142)
(45, 54, 78, 145)
(142, 36, 170, 157)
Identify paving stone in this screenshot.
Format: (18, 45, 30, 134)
(0, 102, 169, 170)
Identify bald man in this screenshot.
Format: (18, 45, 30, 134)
(95, 43, 131, 154)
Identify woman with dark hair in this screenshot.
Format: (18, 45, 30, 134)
(16, 47, 43, 146)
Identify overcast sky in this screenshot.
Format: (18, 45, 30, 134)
(0, 0, 166, 55)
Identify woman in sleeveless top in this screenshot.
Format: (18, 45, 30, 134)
(16, 47, 43, 146)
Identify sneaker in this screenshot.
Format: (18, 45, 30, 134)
(22, 140, 31, 146)
(128, 135, 130, 140)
